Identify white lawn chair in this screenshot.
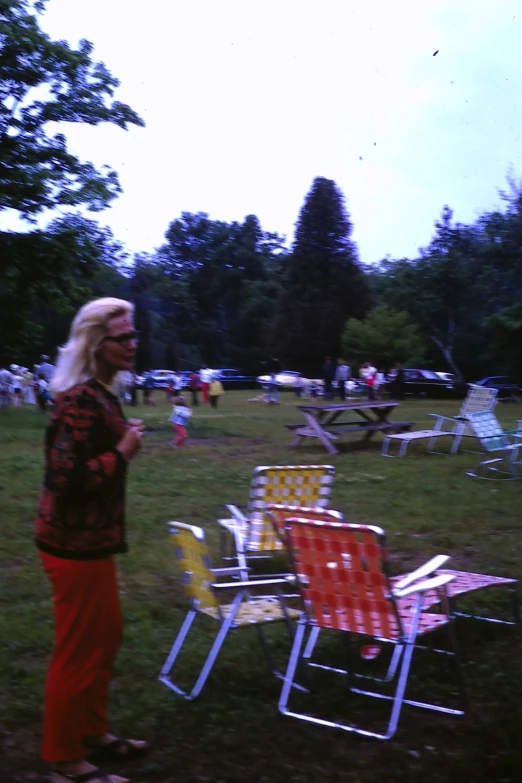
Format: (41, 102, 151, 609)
(429, 384, 499, 454)
(464, 410, 522, 480)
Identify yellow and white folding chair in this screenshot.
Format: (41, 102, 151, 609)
(218, 464, 335, 574)
(159, 521, 300, 700)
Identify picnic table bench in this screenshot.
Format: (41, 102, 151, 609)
(287, 400, 413, 455)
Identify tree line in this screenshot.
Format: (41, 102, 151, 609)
(1, 1, 521, 381)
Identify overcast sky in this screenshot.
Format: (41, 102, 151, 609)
(9, 0, 522, 264)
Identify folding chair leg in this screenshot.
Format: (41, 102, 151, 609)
(219, 526, 234, 562)
(511, 587, 520, 627)
(303, 626, 320, 660)
(385, 641, 416, 738)
(383, 643, 404, 682)
(450, 429, 463, 454)
(158, 609, 197, 692)
(281, 602, 466, 740)
(445, 621, 468, 712)
(159, 598, 241, 700)
(255, 624, 278, 674)
(233, 527, 250, 581)
(279, 619, 307, 714)
(219, 522, 250, 579)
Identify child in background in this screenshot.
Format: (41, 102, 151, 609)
(36, 372, 52, 412)
(209, 377, 224, 408)
(168, 395, 192, 448)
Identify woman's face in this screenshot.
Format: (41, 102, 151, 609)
(96, 314, 138, 375)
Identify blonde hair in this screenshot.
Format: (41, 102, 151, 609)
(51, 297, 134, 394)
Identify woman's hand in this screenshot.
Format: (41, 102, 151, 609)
(116, 424, 144, 462)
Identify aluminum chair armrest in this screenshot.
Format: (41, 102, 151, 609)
(428, 413, 457, 423)
(213, 576, 296, 590)
(225, 504, 249, 523)
(393, 572, 455, 599)
(393, 554, 451, 591)
(212, 566, 252, 577)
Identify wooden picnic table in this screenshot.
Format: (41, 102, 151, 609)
(287, 400, 413, 455)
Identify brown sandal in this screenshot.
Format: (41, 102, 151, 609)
(49, 769, 114, 783)
(87, 738, 149, 764)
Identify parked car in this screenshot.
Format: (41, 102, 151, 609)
(211, 368, 256, 389)
(256, 370, 308, 390)
(179, 370, 193, 386)
(472, 376, 522, 399)
(382, 368, 467, 398)
(138, 370, 188, 389)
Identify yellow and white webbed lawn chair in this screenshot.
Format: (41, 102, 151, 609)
(218, 464, 335, 574)
(279, 517, 467, 740)
(159, 521, 301, 700)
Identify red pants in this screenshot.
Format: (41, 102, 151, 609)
(40, 552, 122, 762)
(201, 382, 210, 404)
(173, 423, 187, 447)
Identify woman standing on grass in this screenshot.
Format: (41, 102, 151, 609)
(35, 297, 149, 783)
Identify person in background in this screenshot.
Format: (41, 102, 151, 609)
(35, 297, 147, 783)
(392, 362, 405, 400)
(322, 357, 335, 399)
(366, 361, 377, 401)
(265, 356, 282, 405)
(11, 365, 23, 406)
(293, 375, 303, 398)
(189, 370, 200, 406)
(129, 373, 138, 407)
(142, 372, 155, 406)
(209, 376, 225, 409)
(39, 354, 56, 383)
(116, 371, 132, 405)
(199, 364, 213, 404)
(375, 369, 386, 399)
(24, 367, 36, 405)
(334, 358, 350, 401)
(360, 361, 374, 400)
(36, 372, 52, 412)
(168, 394, 192, 448)
(0, 364, 13, 408)
(173, 371, 184, 395)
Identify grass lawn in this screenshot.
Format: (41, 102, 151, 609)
(1, 392, 521, 783)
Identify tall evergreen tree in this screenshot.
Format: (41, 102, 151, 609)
(269, 176, 371, 372)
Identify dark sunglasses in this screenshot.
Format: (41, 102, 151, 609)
(102, 330, 140, 346)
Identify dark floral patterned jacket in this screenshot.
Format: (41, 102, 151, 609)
(35, 379, 129, 560)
